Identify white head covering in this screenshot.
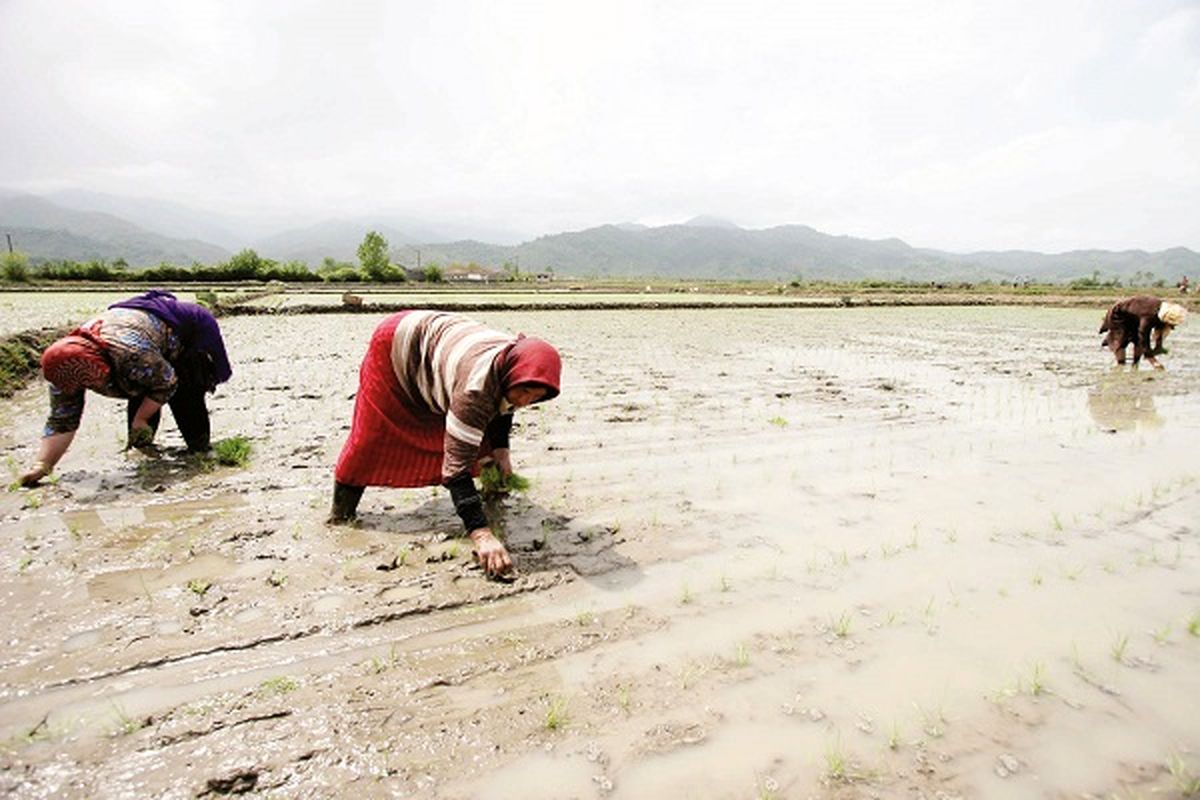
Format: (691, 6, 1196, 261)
(1158, 301, 1188, 327)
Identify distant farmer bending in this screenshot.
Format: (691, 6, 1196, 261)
(1098, 296, 1187, 369)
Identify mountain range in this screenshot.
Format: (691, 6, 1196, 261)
(2, 190, 1196, 284)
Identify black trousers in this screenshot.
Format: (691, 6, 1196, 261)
(126, 355, 212, 452)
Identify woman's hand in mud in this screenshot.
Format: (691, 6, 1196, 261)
(18, 463, 49, 487)
(469, 528, 513, 577)
(127, 424, 155, 450)
(492, 448, 513, 478)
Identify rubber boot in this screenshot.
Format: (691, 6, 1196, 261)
(328, 481, 365, 523)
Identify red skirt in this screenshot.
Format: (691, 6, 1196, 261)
(334, 312, 479, 488)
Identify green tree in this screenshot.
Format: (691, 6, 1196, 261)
(423, 263, 445, 283)
(501, 260, 522, 281)
(358, 231, 389, 279)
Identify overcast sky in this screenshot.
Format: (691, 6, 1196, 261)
(1, 0, 1197, 251)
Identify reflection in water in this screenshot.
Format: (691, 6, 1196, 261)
(1086, 368, 1164, 431)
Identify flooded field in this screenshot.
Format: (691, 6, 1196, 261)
(1, 305, 1198, 799)
(237, 290, 818, 311)
(0, 291, 200, 337)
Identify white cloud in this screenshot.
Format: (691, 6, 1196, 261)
(1, 0, 1197, 250)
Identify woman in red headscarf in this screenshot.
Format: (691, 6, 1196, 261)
(330, 310, 562, 577)
(20, 291, 232, 486)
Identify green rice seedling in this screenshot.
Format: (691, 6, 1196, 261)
(1111, 632, 1130, 664)
(1027, 662, 1048, 696)
(679, 582, 693, 605)
(17, 556, 33, 573)
(267, 569, 287, 588)
(768, 416, 788, 428)
(1168, 753, 1200, 797)
(945, 529, 958, 544)
(186, 579, 210, 596)
(824, 737, 848, 780)
(259, 676, 299, 696)
(212, 436, 251, 467)
(831, 612, 852, 639)
(24, 492, 41, 510)
(110, 703, 145, 737)
(1187, 612, 1200, 637)
(616, 684, 631, 713)
(447, 542, 461, 559)
(1062, 565, 1084, 581)
(1152, 623, 1172, 645)
(734, 643, 750, 667)
(887, 721, 903, 751)
(1031, 570, 1044, 587)
(479, 464, 531, 496)
(544, 695, 569, 731)
(575, 611, 595, 626)
(908, 526, 920, 550)
(1051, 513, 1064, 532)
(718, 573, 731, 592)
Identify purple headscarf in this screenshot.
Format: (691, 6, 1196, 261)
(110, 290, 232, 385)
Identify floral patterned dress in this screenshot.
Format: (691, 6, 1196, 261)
(45, 309, 182, 435)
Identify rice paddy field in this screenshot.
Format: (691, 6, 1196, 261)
(1, 294, 1198, 799)
(237, 289, 816, 310)
(0, 291, 201, 337)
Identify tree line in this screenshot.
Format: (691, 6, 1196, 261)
(0, 231, 452, 284)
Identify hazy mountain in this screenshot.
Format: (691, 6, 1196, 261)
(3, 190, 1196, 282)
(955, 247, 1199, 283)
(44, 189, 263, 250)
(251, 215, 531, 263)
(251, 219, 421, 264)
(0, 194, 229, 265)
(420, 224, 1197, 283)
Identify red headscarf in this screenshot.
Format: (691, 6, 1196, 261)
(41, 334, 110, 393)
(497, 336, 561, 402)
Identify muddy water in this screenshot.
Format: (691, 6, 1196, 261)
(1, 306, 1198, 799)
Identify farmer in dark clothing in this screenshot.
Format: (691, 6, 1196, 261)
(19, 290, 232, 486)
(1098, 296, 1187, 369)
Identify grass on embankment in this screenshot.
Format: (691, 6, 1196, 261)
(0, 329, 66, 398)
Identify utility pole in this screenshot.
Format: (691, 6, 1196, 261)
(4, 234, 12, 254)
(415, 248, 421, 271)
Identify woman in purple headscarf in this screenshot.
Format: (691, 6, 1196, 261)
(19, 290, 232, 486)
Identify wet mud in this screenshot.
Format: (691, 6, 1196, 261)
(1, 306, 1198, 798)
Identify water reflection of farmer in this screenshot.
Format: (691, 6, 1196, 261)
(1098, 296, 1187, 369)
(329, 310, 561, 578)
(1087, 368, 1164, 432)
(19, 290, 232, 486)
